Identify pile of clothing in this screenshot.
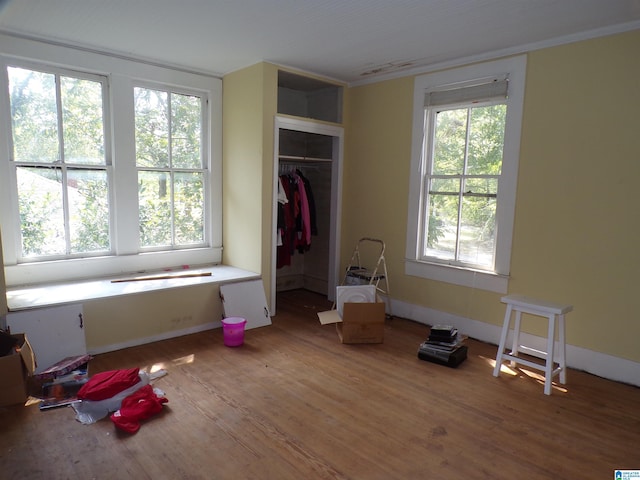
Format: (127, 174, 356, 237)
(73, 367, 168, 433)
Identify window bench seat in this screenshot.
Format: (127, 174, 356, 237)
(6, 265, 260, 311)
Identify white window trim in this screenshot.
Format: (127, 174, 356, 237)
(132, 81, 211, 252)
(405, 55, 527, 293)
(0, 33, 222, 287)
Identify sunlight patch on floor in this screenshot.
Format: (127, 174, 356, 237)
(481, 354, 568, 393)
(481, 354, 518, 376)
(143, 354, 195, 375)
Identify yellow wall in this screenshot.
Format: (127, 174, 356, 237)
(343, 30, 640, 362)
(82, 284, 223, 350)
(260, 64, 279, 306)
(342, 75, 414, 293)
(222, 63, 267, 274)
(510, 31, 640, 358)
(0, 230, 6, 316)
(222, 62, 278, 304)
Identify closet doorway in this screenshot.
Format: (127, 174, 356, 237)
(271, 116, 343, 314)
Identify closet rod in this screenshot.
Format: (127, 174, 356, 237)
(278, 155, 332, 163)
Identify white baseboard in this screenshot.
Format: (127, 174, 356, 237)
(89, 297, 640, 388)
(391, 298, 640, 387)
(88, 320, 222, 356)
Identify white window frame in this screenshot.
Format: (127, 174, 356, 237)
(6, 61, 113, 261)
(405, 56, 526, 293)
(0, 34, 222, 287)
(133, 82, 210, 252)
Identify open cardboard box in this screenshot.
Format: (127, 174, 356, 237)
(0, 333, 36, 407)
(318, 297, 386, 344)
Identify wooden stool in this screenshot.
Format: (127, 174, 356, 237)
(493, 294, 573, 395)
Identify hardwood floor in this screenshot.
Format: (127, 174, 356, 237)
(1, 289, 638, 479)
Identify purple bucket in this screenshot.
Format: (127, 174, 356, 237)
(221, 317, 247, 347)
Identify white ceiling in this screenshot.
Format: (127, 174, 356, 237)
(1, 0, 640, 85)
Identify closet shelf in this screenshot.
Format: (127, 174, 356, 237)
(279, 155, 332, 163)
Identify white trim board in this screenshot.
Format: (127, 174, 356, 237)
(6, 265, 259, 311)
(390, 298, 640, 388)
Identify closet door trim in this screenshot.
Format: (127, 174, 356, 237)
(271, 116, 344, 314)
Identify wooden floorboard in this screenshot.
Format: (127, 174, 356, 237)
(1, 289, 638, 479)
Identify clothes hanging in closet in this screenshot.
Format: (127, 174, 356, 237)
(276, 176, 288, 247)
(277, 169, 317, 269)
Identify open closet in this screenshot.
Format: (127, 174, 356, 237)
(271, 70, 344, 313)
(275, 128, 334, 293)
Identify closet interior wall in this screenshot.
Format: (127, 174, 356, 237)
(276, 129, 333, 295)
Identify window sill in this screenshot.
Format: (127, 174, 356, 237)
(405, 259, 508, 294)
(6, 265, 260, 311)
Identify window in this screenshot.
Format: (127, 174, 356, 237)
(0, 39, 222, 287)
(134, 86, 206, 249)
(405, 56, 526, 293)
(7, 65, 110, 259)
(423, 87, 507, 269)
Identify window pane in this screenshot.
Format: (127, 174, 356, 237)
(8, 67, 59, 164)
(467, 104, 506, 175)
(174, 172, 204, 244)
(61, 76, 105, 165)
(138, 171, 172, 247)
(424, 178, 460, 259)
(68, 169, 110, 253)
(17, 167, 65, 257)
(136, 87, 206, 250)
(135, 88, 169, 168)
(459, 192, 497, 267)
(432, 108, 467, 175)
(464, 177, 498, 196)
(172, 94, 202, 169)
(423, 103, 505, 269)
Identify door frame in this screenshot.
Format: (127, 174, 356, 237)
(271, 116, 344, 314)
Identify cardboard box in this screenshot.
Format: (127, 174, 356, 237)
(0, 333, 36, 407)
(318, 299, 386, 344)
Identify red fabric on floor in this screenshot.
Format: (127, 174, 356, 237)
(77, 368, 140, 401)
(110, 384, 168, 433)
